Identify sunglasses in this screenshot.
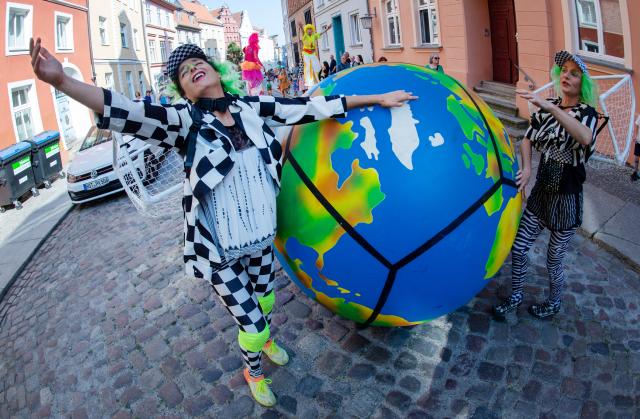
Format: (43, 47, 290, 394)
(433, 57, 440, 60)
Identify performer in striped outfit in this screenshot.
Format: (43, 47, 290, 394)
(493, 51, 600, 320)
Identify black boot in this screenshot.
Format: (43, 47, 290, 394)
(493, 293, 523, 318)
(528, 300, 561, 319)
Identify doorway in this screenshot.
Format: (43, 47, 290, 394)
(489, 0, 518, 84)
(332, 15, 345, 60)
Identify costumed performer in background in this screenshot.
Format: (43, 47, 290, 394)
(241, 32, 265, 95)
(299, 23, 331, 92)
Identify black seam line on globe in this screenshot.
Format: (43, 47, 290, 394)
(282, 126, 294, 165)
(285, 153, 394, 269)
(362, 269, 397, 327)
(362, 181, 503, 327)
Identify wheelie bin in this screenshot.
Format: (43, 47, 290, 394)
(0, 142, 37, 212)
(25, 130, 63, 189)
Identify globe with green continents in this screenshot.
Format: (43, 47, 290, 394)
(274, 63, 522, 326)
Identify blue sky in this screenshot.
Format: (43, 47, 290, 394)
(202, 0, 286, 44)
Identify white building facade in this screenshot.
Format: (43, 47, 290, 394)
(143, 0, 177, 94)
(314, 0, 373, 65)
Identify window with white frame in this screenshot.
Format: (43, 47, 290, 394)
(417, 0, 439, 45)
(98, 16, 108, 45)
(55, 12, 74, 52)
(133, 29, 139, 50)
(104, 72, 114, 90)
(385, 0, 401, 46)
(146, 3, 151, 22)
(149, 39, 157, 61)
(574, 0, 625, 60)
(321, 24, 329, 49)
(317, 0, 324, 8)
(349, 12, 362, 45)
(160, 40, 167, 61)
(126, 71, 135, 99)
(10, 84, 34, 142)
(120, 22, 128, 48)
(6, 3, 33, 55)
(138, 71, 145, 94)
(156, 8, 161, 25)
(165, 10, 170, 27)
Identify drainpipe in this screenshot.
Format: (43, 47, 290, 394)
(365, 0, 375, 63)
(86, 0, 96, 84)
(139, 0, 152, 90)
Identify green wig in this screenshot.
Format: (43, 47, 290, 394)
(550, 64, 599, 108)
(166, 59, 245, 103)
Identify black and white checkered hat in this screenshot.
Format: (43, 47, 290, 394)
(554, 50, 589, 75)
(166, 44, 208, 83)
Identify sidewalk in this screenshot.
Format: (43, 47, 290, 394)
(0, 178, 73, 302)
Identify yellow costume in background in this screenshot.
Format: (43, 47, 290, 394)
(301, 24, 321, 90)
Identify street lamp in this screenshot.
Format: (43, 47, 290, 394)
(360, 9, 376, 30)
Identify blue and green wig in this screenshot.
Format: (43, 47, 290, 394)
(164, 43, 245, 102)
(551, 50, 599, 107)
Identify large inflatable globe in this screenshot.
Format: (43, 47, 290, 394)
(274, 63, 522, 326)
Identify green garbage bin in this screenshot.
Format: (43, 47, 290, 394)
(0, 142, 37, 211)
(25, 130, 63, 189)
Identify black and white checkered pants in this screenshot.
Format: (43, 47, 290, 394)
(209, 245, 276, 376)
(510, 208, 577, 305)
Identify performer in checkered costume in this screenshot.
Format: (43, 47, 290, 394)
(29, 38, 416, 407)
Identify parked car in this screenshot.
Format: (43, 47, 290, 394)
(66, 127, 162, 204)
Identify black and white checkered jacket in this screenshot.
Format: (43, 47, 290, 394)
(97, 89, 347, 279)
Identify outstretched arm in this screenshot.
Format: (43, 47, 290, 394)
(30, 37, 104, 113)
(345, 90, 417, 110)
(517, 90, 594, 146)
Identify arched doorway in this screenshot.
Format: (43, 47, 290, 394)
(52, 62, 91, 150)
(489, 0, 519, 84)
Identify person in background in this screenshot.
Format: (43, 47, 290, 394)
(378, 56, 388, 63)
(426, 54, 444, 73)
(630, 115, 639, 181)
(277, 68, 290, 97)
(329, 54, 337, 74)
(493, 51, 600, 320)
(135, 91, 142, 100)
(319, 61, 330, 80)
(353, 54, 364, 66)
(336, 54, 350, 72)
(143, 89, 153, 103)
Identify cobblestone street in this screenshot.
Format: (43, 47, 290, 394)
(0, 194, 639, 418)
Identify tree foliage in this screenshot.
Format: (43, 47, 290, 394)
(226, 42, 243, 65)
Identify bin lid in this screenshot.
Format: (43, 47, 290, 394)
(29, 130, 60, 146)
(0, 142, 32, 163)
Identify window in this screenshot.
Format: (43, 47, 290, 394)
(165, 11, 170, 27)
(126, 71, 135, 99)
(321, 24, 329, 49)
(55, 12, 74, 52)
(385, 0, 401, 46)
(304, 9, 312, 25)
(317, 0, 325, 7)
(160, 40, 167, 61)
(157, 8, 161, 25)
(176, 10, 182, 22)
(7, 3, 33, 55)
(98, 16, 108, 45)
(290, 20, 297, 37)
(120, 22, 128, 48)
(574, 0, 625, 60)
(149, 39, 157, 62)
(349, 13, 362, 45)
(417, 0, 439, 45)
(10, 85, 34, 141)
(138, 71, 145, 94)
(104, 72, 114, 90)
(146, 3, 151, 22)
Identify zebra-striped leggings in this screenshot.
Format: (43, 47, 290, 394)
(510, 208, 577, 304)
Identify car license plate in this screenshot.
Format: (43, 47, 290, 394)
(83, 177, 109, 190)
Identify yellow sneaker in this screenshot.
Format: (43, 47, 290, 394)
(262, 339, 289, 366)
(243, 369, 276, 407)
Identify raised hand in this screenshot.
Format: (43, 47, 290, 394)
(379, 90, 419, 108)
(30, 38, 64, 88)
(516, 89, 551, 111)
